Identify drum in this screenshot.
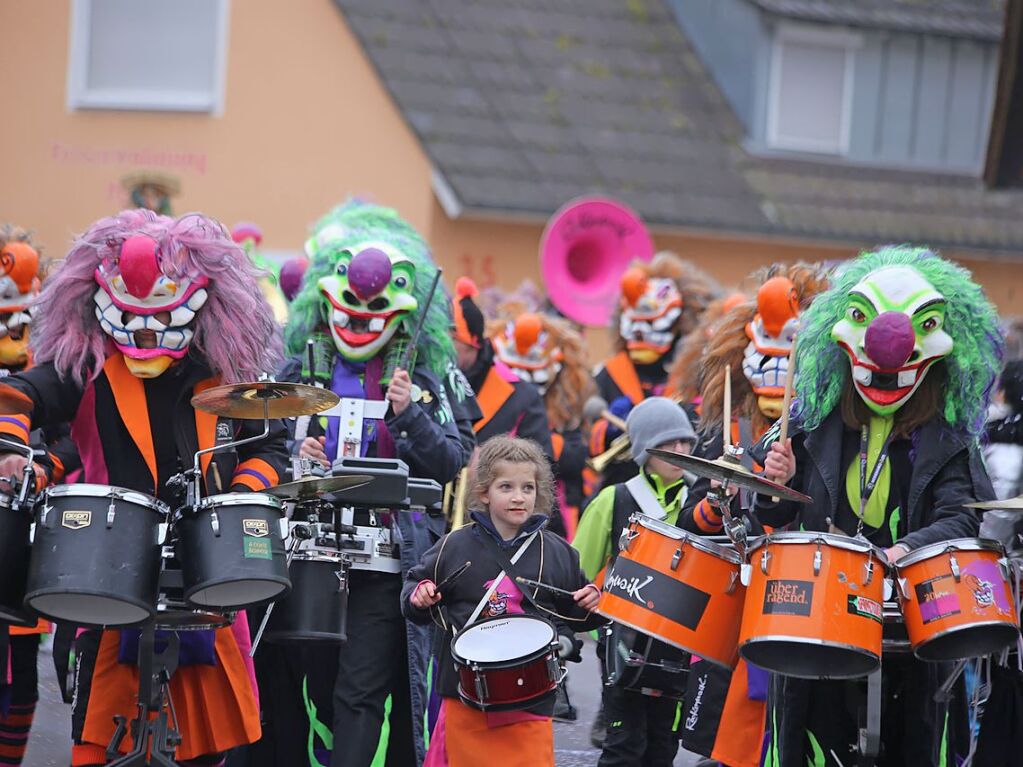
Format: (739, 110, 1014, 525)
(739, 532, 888, 679)
(451, 614, 562, 711)
(155, 548, 233, 631)
(597, 514, 745, 668)
(0, 492, 35, 626)
(175, 492, 290, 609)
(26, 484, 167, 627)
(894, 538, 1020, 661)
(603, 623, 689, 698)
(264, 551, 350, 643)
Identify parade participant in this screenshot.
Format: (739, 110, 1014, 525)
(402, 435, 602, 767)
(590, 253, 718, 486)
(752, 246, 1001, 766)
(666, 290, 748, 405)
(452, 277, 553, 457)
(273, 201, 469, 767)
(232, 222, 289, 324)
(0, 209, 288, 766)
(573, 397, 698, 767)
(490, 310, 595, 539)
(670, 264, 827, 767)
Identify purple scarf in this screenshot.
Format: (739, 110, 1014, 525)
(323, 355, 396, 461)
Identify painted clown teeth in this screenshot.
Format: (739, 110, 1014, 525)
(368, 317, 386, 333)
(897, 370, 916, 387)
(333, 310, 350, 328)
(853, 365, 872, 385)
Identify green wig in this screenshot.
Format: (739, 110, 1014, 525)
(794, 246, 1003, 437)
(284, 200, 455, 378)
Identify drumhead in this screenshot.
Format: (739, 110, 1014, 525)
(27, 592, 151, 627)
(198, 492, 282, 512)
(632, 514, 742, 564)
(46, 484, 169, 515)
(748, 531, 888, 562)
(452, 615, 556, 664)
(187, 578, 288, 608)
(896, 537, 1005, 569)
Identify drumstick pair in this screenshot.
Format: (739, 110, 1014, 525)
(515, 576, 577, 598)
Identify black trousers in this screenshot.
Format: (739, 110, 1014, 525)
(331, 571, 414, 767)
(598, 684, 679, 767)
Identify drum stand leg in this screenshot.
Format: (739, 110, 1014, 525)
(107, 622, 182, 767)
(856, 669, 882, 766)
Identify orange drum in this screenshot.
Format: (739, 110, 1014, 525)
(894, 538, 1020, 661)
(739, 532, 888, 679)
(597, 514, 745, 668)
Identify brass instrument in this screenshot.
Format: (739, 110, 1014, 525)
(587, 432, 633, 473)
(443, 466, 471, 530)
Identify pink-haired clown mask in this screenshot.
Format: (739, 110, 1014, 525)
(93, 235, 209, 377)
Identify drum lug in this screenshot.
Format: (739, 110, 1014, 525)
(813, 544, 822, 576)
(670, 547, 683, 571)
(210, 510, 221, 537)
(895, 577, 910, 602)
(106, 497, 116, 529)
(999, 557, 1011, 582)
(726, 569, 740, 594)
(863, 555, 875, 587)
(760, 549, 771, 575)
(471, 664, 488, 703)
(949, 552, 961, 582)
(547, 653, 563, 683)
(39, 498, 52, 527)
(618, 528, 639, 553)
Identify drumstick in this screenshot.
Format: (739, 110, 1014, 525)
(515, 576, 577, 598)
(772, 338, 798, 503)
(723, 364, 732, 449)
(436, 561, 471, 593)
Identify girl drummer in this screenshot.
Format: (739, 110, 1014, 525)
(401, 435, 603, 767)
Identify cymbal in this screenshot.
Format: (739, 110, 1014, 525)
(0, 383, 33, 415)
(264, 474, 373, 502)
(966, 495, 1023, 511)
(190, 381, 340, 419)
(646, 448, 813, 504)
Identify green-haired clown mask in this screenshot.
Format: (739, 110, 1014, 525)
(831, 265, 953, 415)
(315, 239, 418, 361)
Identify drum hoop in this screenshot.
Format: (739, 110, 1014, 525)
(895, 537, 1006, 569)
(908, 619, 1021, 657)
(740, 636, 880, 678)
(197, 492, 283, 511)
(451, 614, 557, 665)
(630, 514, 742, 564)
(45, 483, 169, 515)
(747, 531, 888, 561)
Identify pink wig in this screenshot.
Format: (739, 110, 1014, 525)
(32, 209, 282, 384)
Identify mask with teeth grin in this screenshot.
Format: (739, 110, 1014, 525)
(492, 313, 563, 394)
(831, 265, 952, 416)
(315, 240, 418, 361)
(0, 241, 41, 368)
(742, 276, 799, 419)
(93, 235, 209, 378)
(618, 267, 683, 365)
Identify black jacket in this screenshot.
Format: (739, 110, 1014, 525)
(749, 408, 993, 549)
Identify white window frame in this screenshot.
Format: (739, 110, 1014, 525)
(766, 23, 861, 155)
(66, 0, 230, 114)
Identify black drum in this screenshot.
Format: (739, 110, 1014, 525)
(156, 548, 234, 631)
(603, 623, 689, 698)
(0, 493, 35, 626)
(26, 484, 167, 627)
(176, 492, 290, 609)
(264, 551, 350, 643)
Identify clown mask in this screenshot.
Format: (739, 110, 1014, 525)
(493, 313, 563, 393)
(0, 242, 40, 368)
(316, 242, 418, 361)
(743, 276, 799, 419)
(618, 267, 683, 365)
(94, 235, 209, 378)
(831, 265, 952, 415)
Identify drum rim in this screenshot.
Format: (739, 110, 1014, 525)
(197, 492, 283, 511)
(184, 573, 291, 609)
(747, 531, 889, 561)
(45, 483, 169, 515)
(629, 513, 743, 564)
(895, 536, 1006, 569)
(25, 587, 156, 628)
(451, 614, 557, 666)
(908, 619, 1020, 660)
(740, 635, 880, 679)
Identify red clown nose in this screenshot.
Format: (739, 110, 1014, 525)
(864, 311, 915, 370)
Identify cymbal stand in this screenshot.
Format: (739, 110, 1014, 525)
(107, 622, 181, 766)
(0, 436, 36, 512)
(707, 445, 748, 559)
(249, 518, 313, 657)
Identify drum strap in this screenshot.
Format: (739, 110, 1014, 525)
(624, 474, 667, 521)
(464, 531, 539, 628)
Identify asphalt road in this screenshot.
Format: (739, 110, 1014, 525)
(25, 637, 704, 766)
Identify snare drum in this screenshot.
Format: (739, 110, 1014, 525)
(0, 492, 34, 626)
(739, 532, 888, 679)
(175, 492, 290, 609)
(26, 484, 167, 627)
(264, 550, 350, 643)
(451, 614, 562, 711)
(894, 538, 1020, 661)
(597, 514, 745, 668)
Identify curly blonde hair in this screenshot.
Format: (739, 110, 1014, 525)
(469, 435, 555, 517)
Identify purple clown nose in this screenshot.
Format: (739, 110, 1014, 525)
(348, 248, 392, 300)
(864, 311, 915, 370)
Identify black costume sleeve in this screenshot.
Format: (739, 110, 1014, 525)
(898, 447, 986, 550)
(401, 534, 448, 626)
(388, 367, 467, 484)
(986, 413, 1023, 446)
(0, 362, 85, 436)
(228, 415, 291, 491)
(749, 433, 807, 529)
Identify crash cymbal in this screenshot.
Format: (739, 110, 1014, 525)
(190, 381, 340, 419)
(0, 383, 33, 415)
(965, 495, 1023, 511)
(264, 474, 373, 502)
(646, 448, 813, 504)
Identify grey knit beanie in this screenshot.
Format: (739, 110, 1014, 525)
(627, 397, 696, 466)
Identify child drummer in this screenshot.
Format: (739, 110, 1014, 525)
(401, 435, 603, 767)
(572, 397, 698, 767)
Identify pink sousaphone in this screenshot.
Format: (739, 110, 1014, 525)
(540, 197, 655, 327)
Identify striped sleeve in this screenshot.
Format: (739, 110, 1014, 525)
(0, 414, 30, 444)
(232, 458, 280, 492)
(693, 497, 724, 533)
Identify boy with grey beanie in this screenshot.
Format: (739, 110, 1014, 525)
(573, 397, 697, 767)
